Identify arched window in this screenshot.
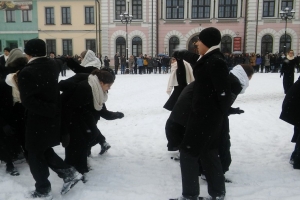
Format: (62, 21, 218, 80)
(221, 36, 232, 53)
(261, 34, 273, 55)
(169, 36, 180, 56)
(132, 37, 142, 57)
(279, 34, 291, 54)
(116, 37, 126, 57)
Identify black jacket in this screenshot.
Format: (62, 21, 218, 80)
(180, 49, 231, 155)
(18, 57, 61, 152)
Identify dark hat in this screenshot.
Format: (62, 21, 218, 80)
(24, 39, 46, 57)
(198, 27, 221, 48)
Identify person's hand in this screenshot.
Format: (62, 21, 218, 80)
(115, 112, 124, 119)
(61, 134, 70, 148)
(228, 107, 244, 115)
(2, 125, 15, 136)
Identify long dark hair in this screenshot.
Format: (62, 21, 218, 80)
(91, 69, 114, 84)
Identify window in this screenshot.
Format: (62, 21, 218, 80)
(62, 7, 71, 24)
(116, 37, 126, 57)
(62, 39, 72, 56)
(221, 36, 232, 53)
(281, 0, 293, 11)
(191, 0, 210, 19)
(261, 35, 273, 55)
(6, 10, 15, 22)
(45, 7, 54, 24)
(85, 7, 94, 24)
(115, 0, 126, 20)
(46, 39, 56, 55)
(22, 10, 32, 22)
(132, 0, 142, 19)
(263, 0, 275, 17)
(166, 0, 184, 19)
(218, 0, 237, 18)
(86, 39, 96, 53)
(169, 36, 180, 55)
(132, 37, 142, 57)
(279, 34, 291, 53)
(188, 35, 199, 54)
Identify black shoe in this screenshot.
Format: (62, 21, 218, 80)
(199, 195, 225, 200)
(6, 163, 20, 176)
(61, 167, 83, 195)
(25, 190, 53, 200)
(100, 142, 111, 155)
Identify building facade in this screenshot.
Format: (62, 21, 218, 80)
(37, 0, 100, 56)
(0, 0, 38, 53)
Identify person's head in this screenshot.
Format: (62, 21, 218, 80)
(196, 27, 221, 55)
(91, 69, 114, 91)
(240, 64, 254, 80)
(49, 52, 55, 58)
(170, 57, 177, 64)
(80, 50, 88, 59)
(3, 47, 10, 56)
(24, 39, 46, 60)
(287, 50, 294, 57)
(5, 48, 26, 67)
(105, 56, 108, 59)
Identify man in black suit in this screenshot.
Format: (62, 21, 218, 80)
(18, 39, 82, 199)
(0, 47, 11, 79)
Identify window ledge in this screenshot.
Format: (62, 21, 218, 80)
(22, 21, 32, 23)
(61, 24, 72, 25)
(84, 23, 95, 25)
(6, 21, 16, 23)
(45, 24, 56, 25)
(163, 19, 185, 24)
(216, 18, 239, 23)
(262, 18, 280, 23)
(189, 19, 211, 23)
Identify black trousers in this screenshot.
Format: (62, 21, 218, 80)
(114, 65, 119, 75)
(291, 126, 300, 169)
(180, 149, 225, 199)
(28, 147, 70, 194)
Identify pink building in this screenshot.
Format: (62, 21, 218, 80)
(100, 0, 300, 64)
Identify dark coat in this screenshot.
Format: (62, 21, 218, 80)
(180, 49, 231, 155)
(163, 59, 188, 111)
(281, 58, 297, 94)
(18, 57, 61, 152)
(66, 58, 97, 74)
(280, 76, 300, 127)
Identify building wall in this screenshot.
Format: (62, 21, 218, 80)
(37, 0, 99, 56)
(0, 0, 38, 53)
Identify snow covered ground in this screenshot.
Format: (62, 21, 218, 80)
(1, 70, 300, 200)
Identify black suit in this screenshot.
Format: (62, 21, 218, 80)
(18, 57, 71, 194)
(0, 56, 6, 79)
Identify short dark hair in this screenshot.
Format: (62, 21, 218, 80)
(4, 47, 11, 52)
(240, 64, 254, 78)
(91, 69, 114, 84)
(49, 51, 56, 55)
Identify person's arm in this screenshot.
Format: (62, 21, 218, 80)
(66, 57, 88, 73)
(98, 104, 124, 120)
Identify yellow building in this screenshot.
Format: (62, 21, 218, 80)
(37, 0, 100, 56)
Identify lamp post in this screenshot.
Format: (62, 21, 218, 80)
(280, 7, 295, 55)
(120, 2, 132, 70)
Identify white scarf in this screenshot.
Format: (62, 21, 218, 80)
(166, 60, 195, 95)
(81, 50, 101, 69)
(230, 65, 249, 94)
(287, 55, 294, 60)
(197, 45, 220, 61)
(5, 73, 21, 104)
(88, 74, 108, 111)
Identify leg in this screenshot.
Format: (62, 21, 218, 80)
(200, 149, 226, 198)
(180, 150, 200, 200)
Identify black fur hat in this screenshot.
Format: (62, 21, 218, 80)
(24, 39, 46, 57)
(198, 27, 221, 48)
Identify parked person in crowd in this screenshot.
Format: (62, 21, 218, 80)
(137, 54, 144, 75)
(104, 56, 110, 68)
(244, 53, 250, 64)
(161, 56, 168, 74)
(152, 55, 158, 74)
(60, 69, 117, 182)
(147, 56, 154, 74)
(280, 76, 300, 169)
(0, 49, 26, 80)
(274, 53, 281, 73)
(263, 53, 270, 73)
(270, 53, 276, 73)
(120, 55, 126, 74)
(98, 54, 103, 66)
(281, 50, 297, 94)
(0, 47, 11, 79)
(18, 39, 82, 199)
(128, 55, 135, 74)
(143, 54, 148, 74)
(163, 57, 194, 111)
(296, 53, 300, 73)
(250, 53, 256, 72)
(156, 56, 162, 74)
(0, 51, 28, 176)
(114, 52, 120, 75)
(255, 54, 262, 73)
(171, 27, 231, 200)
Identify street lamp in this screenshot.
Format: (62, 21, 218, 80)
(280, 7, 295, 55)
(120, 2, 133, 69)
